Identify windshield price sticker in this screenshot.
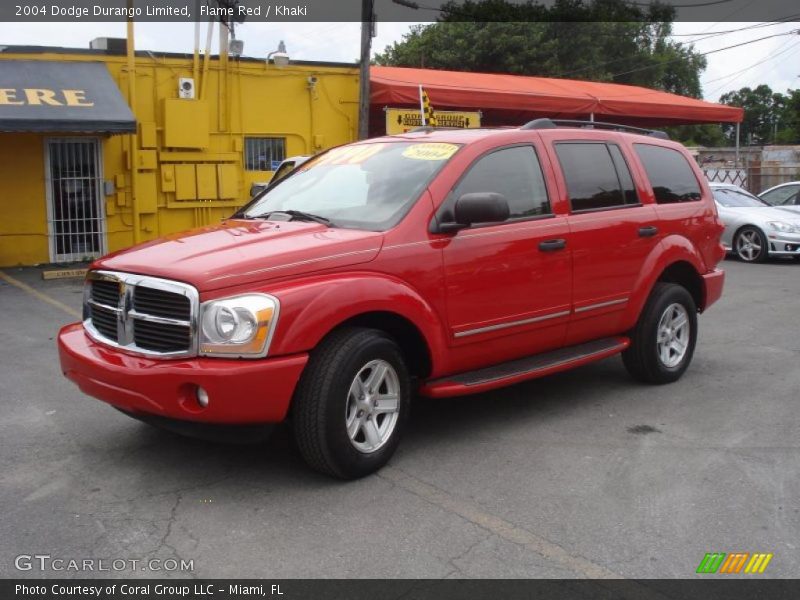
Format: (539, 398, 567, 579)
(402, 143, 459, 161)
(314, 144, 387, 167)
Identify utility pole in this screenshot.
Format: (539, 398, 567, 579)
(358, 0, 375, 139)
(126, 0, 140, 243)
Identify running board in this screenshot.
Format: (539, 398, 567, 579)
(421, 337, 629, 398)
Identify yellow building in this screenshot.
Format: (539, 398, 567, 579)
(0, 40, 359, 266)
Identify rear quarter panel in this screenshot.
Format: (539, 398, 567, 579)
(621, 137, 725, 273)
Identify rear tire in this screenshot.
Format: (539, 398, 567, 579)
(623, 283, 697, 384)
(292, 327, 410, 479)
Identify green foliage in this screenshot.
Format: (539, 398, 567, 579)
(665, 124, 727, 148)
(374, 0, 706, 97)
(719, 85, 800, 145)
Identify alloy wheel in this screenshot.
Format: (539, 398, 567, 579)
(656, 303, 690, 368)
(344, 359, 401, 454)
(736, 229, 763, 262)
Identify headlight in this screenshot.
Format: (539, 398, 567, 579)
(199, 294, 279, 357)
(767, 221, 796, 233)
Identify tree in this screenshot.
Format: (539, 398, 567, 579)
(664, 124, 727, 148)
(718, 85, 799, 145)
(375, 0, 706, 97)
(775, 89, 800, 144)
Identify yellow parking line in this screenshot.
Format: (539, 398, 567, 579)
(379, 468, 675, 599)
(0, 270, 82, 319)
(381, 467, 616, 578)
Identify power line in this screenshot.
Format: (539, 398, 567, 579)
(554, 20, 799, 79)
(395, 0, 740, 14)
(605, 28, 800, 79)
(702, 37, 800, 87)
(670, 17, 800, 38)
(712, 40, 800, 97)
(625, 0, 735, 7)
(389, 1, 800, 91)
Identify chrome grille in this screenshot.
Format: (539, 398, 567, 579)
(133, 286, 191, 321)
(133, 319, 191, 352)
(84, 271, 198, 358)
(89, 304, 118, 341)
(90, 279, 120, 307)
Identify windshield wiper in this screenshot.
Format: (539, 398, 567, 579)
(265, 210, 332, 226)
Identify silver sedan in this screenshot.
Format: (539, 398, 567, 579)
(710, 182, 800, 263)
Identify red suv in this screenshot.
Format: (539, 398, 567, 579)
(58, 120, 725, 478)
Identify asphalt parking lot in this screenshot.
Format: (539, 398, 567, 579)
(0, 258, 798, 580)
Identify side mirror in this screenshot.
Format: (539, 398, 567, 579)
(448, 192, 509, 231)
(249, 182, 268, 198)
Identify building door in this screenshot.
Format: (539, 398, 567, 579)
(45, 138, 106, 263)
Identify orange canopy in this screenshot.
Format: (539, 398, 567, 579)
(370, 66, 743, 126)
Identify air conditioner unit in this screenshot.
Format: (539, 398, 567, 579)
(178, 78, 195, 99)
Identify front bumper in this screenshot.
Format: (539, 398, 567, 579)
(58, 323, 308, 424)
(767, 231, 800, 255)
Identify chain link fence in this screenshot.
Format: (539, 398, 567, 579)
(703, 166, 800, 194)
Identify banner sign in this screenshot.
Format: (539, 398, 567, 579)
(386, 108, 481, 135)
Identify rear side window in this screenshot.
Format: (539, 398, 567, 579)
(555, 143, 639, 212)
(453, 146, 551, 219)
(634, 144, 702, 204)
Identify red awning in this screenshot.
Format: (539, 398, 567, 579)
(370, 66, 743, 125)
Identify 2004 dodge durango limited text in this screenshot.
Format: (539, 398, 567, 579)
(58, 120, 726, 479)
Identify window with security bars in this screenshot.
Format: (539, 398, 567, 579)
(244, 137, 286, 171)
(46, 138, 105, 263)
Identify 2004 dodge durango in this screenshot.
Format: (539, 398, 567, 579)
(58, 120, 726, 479)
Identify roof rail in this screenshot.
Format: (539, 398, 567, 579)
(521, 118, 558, 130)
(521, 118, 669, 140)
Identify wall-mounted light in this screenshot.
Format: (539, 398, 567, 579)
(229, 38, 244, 57)
(267, 40, 289, 68)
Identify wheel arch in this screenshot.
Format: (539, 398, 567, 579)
(655, 261, 704, 312)
(268, 273, 447, 378)
(328, 311, 433, 379)
(626, 237, 709, 328)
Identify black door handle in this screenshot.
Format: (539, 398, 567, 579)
(539, 238, 567, 252)
(639, 225, 659, 238)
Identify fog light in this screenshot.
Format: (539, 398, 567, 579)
(196, 386, 209, 408)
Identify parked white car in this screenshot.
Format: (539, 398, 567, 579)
(759, 181, 800, 207)
(710, 182, 800, 262)
(249, 156, 311, 198)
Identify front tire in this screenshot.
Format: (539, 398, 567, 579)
(734, 226, 768, 263)
(623, 283, 697, 384)
(292, 327, 410, 479)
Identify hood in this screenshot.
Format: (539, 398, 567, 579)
(94, 220, 383, 292)
(771, 205, 800, 216)
(721, 205, 800, 225)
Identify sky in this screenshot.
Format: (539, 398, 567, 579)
(1, 20, 797, 102)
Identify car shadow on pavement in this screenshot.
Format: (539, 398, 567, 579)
(95, 357, 634, 489)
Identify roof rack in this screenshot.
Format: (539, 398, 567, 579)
(407, 126, 438, 133)
(521, 118, 669, 140)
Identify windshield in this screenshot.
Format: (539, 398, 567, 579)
(239, 141, 460, 231)
(713, 187, 769, 208)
